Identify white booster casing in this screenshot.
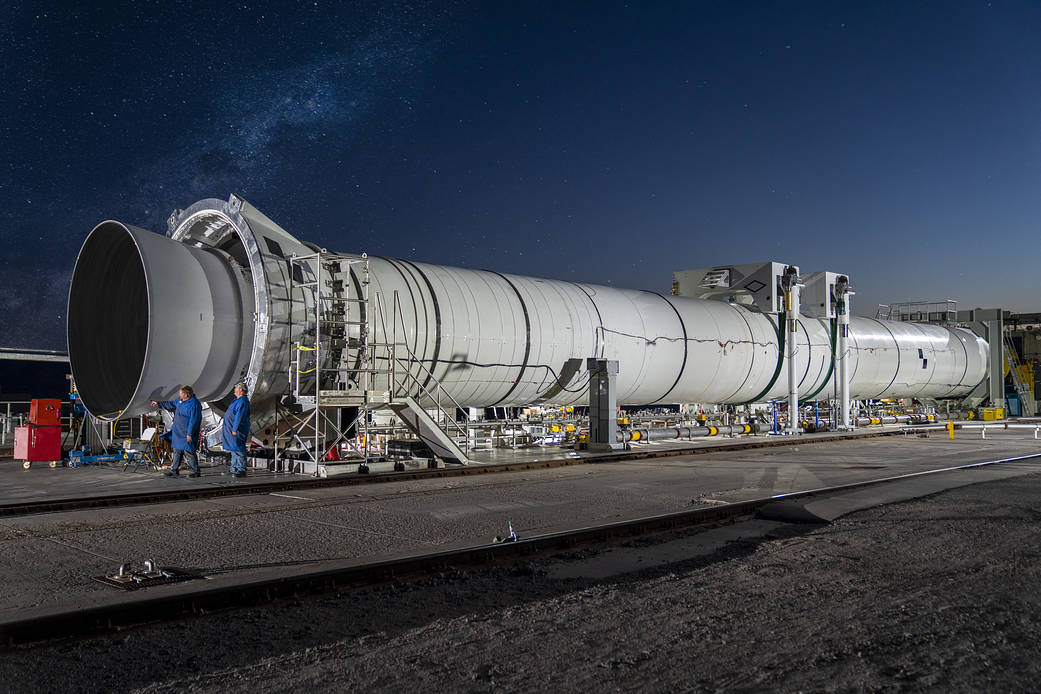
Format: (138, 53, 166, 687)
(66, 195, 988, 422)
(361, 258, 988, 406)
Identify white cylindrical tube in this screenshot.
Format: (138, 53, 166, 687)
(68, 198, 991, 421)
(68, 221, 253, 419)
(356, 257, 987, 408)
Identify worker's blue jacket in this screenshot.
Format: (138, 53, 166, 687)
(159, 396, 202, 451)
(221, 395, 251, 453)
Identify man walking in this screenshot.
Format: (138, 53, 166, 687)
(223, 382, 251, 478)
(152, 386, 202, 478)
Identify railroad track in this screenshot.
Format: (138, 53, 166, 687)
(4, 449, 1039, 649)
(0, 427, 905, 519)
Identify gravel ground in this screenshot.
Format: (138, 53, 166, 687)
(5, 470, 1041, 693)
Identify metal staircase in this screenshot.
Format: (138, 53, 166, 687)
(1002, 333, 1036, 416)
(370, 290, 471, 464)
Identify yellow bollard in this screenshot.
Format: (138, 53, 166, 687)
(946, 421, 954, 439)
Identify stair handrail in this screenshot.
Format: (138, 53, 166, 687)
(390, 356, 470, 449)
(372, 289, 470, 451)
(1002, 332, 1035, 416)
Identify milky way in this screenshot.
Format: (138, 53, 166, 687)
(3, 1, 1041, 351)
(0, 1, 452, 348)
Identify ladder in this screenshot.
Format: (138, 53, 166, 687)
(1002, 333, 1035, 417)
(284, 251, 392, 472)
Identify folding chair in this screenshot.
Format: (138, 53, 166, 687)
(123, 427, 164, 471)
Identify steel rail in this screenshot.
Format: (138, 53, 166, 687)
(3, 448, 1040, 649)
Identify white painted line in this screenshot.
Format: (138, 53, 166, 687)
(269, 493, 314, 501)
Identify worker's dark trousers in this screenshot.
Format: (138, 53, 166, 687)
(170, 449, 199, 475)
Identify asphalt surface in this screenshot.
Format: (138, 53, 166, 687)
(3, 441, 1041, 691)
(0, 425, 925, 509)
(1, 432, 1039, 619)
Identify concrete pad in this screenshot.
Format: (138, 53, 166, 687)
(759, 462, 1041, 523)
(1, 434, 1040, 620)
(0, 424, 957, 509)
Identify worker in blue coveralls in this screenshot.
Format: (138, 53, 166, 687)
(151, 385, 202, 478)
(223, 382, 251, 478)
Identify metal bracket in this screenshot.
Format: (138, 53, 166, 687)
(672, 261, 797, 314)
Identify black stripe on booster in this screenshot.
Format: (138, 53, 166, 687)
(488, 271, 531, 407)
(399, 259, 442, 392)
(569, 282, 605, 359)
(646, 291, 688, 405)
(872, 318, 901, 398)
(380, 257, 423, 356)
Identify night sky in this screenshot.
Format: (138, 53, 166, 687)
(2, 1, 1040, 350)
